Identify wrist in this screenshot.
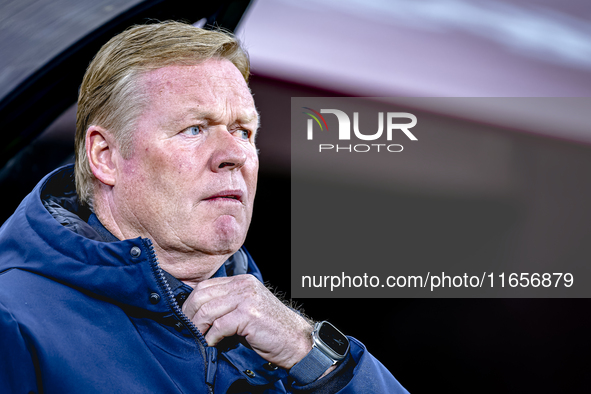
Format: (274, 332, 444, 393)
(319, 364, 337, 379)
(278, 318, 314, 370)
(288, 321, 350, 385)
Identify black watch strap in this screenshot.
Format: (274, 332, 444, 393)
(289, 346, 334, 385)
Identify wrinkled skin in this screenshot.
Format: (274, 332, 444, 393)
(89, 59, 315, 372)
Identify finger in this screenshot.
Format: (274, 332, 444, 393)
(183, 274, 258, 318)
(182, 278, 235, 318)
(192, 297, 238, 335)
(195, 274, 258, 291)
(204, 311, 242, 346)
(194, 276, 235, 291)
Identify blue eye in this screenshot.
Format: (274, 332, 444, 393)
(183, 126, 201, 136)
(238, 130, 249, 140)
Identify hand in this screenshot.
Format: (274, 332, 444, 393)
(182, 274, 314, 369)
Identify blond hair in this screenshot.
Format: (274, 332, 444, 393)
(75, 21, 250, 207)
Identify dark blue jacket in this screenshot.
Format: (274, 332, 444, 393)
(0, 165, 409, 393)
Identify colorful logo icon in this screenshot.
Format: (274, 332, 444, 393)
(302, 107, 329, 139)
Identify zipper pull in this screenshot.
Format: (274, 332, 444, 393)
(206, 346, 218, 389)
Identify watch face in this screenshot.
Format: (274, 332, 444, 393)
(318, 322, 349, 357)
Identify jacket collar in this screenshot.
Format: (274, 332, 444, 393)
(0, 165, 261, 314)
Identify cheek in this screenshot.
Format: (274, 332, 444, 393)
(247, 155, 259, 190)
(244, 162, 259, 212)
(139, 144, 191, 178)
(119, 149, 181, 202)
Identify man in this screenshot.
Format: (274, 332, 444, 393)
(0, 21, 408, 393)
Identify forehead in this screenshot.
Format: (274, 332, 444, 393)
(140, 59, 256, 121)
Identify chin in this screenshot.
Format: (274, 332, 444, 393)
(199, 233, 246, 256)
(213, 218, 248, 241)
(188, 216, 248, 255)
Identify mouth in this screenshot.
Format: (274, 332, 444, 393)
(204, 190, 244, 203)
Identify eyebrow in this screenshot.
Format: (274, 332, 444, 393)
(185, 108, 260, 126)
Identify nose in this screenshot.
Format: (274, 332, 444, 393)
(209, 128, 248, 172)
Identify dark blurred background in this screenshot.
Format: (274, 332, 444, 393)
(2, 0, 591, 392)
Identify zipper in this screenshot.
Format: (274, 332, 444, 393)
(144, 238, 218, 393)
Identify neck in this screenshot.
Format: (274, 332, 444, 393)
(146, 240, 227, 288)
(93, 195, 229, 288)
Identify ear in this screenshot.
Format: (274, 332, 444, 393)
(86, 125, 119, 186)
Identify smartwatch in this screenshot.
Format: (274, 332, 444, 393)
(289, 321, 350, 385)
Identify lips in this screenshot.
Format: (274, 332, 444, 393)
(204, 189, 244, 203)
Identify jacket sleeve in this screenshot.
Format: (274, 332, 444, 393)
(289, 337, 410, 393)
(0, 299, 40, 394)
